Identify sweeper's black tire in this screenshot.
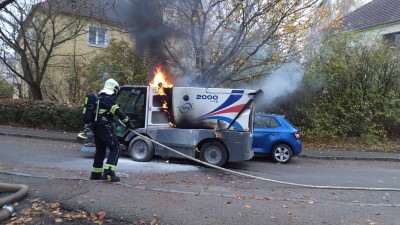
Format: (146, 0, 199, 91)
(200, 141, 228, 167)
(128, 136, 155, 162)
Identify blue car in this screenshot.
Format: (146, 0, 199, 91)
(253, 113, 302, 163)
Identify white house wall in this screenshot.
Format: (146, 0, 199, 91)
(357, 23, 400, 38)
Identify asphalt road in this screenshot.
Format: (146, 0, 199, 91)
(1, 135, 400, 225)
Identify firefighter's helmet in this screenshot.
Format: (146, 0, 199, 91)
(100, 79, 120, 96)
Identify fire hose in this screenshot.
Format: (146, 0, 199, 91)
(0, 183, 29, 222)
(126, 129, 400, 192)
(78, 125, 400, 192)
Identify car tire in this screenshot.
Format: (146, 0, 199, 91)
(270, 143, 293, 164)
(128, 136, 155, 162)
(200, 141, 228, 167)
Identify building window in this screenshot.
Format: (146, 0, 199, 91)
(384, 32, 400, 47)
(87, 25, 109, 47)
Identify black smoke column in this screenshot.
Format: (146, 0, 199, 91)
(130, 0, 171, 80)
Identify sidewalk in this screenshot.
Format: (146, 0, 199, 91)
(0, 125, 76, 142)
(1, 125, 400, 162)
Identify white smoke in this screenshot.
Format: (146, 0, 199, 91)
(256, 61, 304, 105)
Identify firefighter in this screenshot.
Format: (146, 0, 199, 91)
(90, 78, 133, 182)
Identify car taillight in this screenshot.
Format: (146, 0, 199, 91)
(293, 131, 301, 140)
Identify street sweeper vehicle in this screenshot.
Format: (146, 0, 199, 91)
(111, 84, 262, 167)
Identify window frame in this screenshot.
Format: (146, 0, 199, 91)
(383, 32, 400, 47)
(87, 25, 109, 48)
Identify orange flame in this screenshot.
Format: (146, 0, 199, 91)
(149, 67, 175, 127)
(149, 67, 173, 88)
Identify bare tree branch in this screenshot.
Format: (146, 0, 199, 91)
(0, 0, 15, 10)
(0, 0, 102, 100)
(159, 0, 324, 87)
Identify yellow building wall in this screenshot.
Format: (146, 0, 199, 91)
(16, 7, 136, 103)
(39, 17, 135, 103)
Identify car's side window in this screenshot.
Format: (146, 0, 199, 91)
(269, 117, 281, 128)
(254, 116, 269, 128)
(254, 116, 281, 128)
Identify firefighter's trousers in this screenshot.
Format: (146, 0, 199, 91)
(92, 123, 121, 170)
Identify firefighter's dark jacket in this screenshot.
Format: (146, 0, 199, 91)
(97, 93, 129, 123)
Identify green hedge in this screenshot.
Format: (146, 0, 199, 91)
(0, 98, 84, 132)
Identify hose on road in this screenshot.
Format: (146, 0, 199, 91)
(0, 183, 30, 222)
(128, 129, 400, 192)
(78, 123, 400, 192)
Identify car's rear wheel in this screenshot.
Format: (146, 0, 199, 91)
(128, 136, 154, 162)
(270, 143, 293, 164)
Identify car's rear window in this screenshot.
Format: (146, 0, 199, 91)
(254, 115, 281, 128)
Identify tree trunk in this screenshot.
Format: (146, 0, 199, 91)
(30, 84, 43, 100)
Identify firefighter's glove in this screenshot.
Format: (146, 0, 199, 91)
(125, 120, 134, 130)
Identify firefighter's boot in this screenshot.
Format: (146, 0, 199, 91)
(90, 167, 103, 180)
(102, 165, 120, 182)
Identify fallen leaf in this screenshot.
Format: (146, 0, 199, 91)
(98, 211, 106, 220)
(90, 213, 98, 221)
(6, 218, 24, 225)
(50, 202, 60, 209)
(150, 214, 159, 225)
(30, 198, 42, 203)
(32, 203, 43, 211)
(20, 208, 32, 216)
(52, 209, 62, 215)
(64, 213, 75, 221)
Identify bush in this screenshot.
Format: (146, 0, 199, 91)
(301, 33, 400, 141)
(0, 98, 83, 132)
(0, 80, 13, 98)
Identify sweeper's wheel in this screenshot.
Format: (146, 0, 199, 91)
(128, 136, 155, 162)
(200, 141, 228, 167)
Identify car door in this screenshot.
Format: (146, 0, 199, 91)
(253, 115, 282, 154)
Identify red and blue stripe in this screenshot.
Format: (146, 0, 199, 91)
(196, 90, 246, 131)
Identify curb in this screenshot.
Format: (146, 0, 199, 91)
(297, 154, 400, 162)
(0, 131, 76, 143)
